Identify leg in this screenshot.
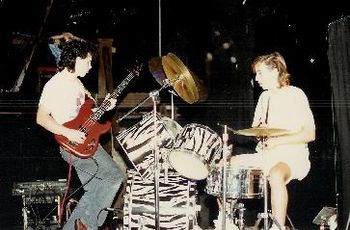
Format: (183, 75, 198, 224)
(60, 145, 125, 230)
(268, 162, 291, 228)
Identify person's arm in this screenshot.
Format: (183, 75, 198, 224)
(259, 89, 316, 149)
(261, 125, 315, 149)
(36, 104, 86, 143)
(49, 32, 75, 44)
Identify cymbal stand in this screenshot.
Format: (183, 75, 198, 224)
(116, 81, 172, 230)
(254, 136, 283, 230)
(116, 80, 171, 123)
(150, 89, 161, 230)
(221, 125, 229, 230)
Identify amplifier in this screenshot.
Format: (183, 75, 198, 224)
(12, 179, 67, 197)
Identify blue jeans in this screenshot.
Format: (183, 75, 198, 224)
(60, 145, 124, 230)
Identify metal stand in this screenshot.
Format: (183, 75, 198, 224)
(117, 80, 171, 123)
(233, 202, 246, 230)
(150, 90, 161, 230)
(221, 125, 229, 230)
(117, 81, 174, 230)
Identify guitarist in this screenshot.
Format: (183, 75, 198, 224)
(36, 39, 125, 230)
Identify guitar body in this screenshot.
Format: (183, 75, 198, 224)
(55, 99, 112, 158)
(54, 63, 143, 158)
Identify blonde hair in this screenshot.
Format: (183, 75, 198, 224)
(251, 52, 290, 87)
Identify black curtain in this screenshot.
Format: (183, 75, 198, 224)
(327, 15, 350, 230)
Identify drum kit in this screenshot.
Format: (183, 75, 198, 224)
(115, 53, 289, 230)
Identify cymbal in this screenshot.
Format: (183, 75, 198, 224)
(235, 127, 292, 137)
(161, 53, 199, 104)
(148, 56, 167, 86)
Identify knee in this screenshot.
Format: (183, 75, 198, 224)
(268, 162, 291, 187)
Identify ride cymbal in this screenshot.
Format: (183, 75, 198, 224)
(235, 127, 292, 137)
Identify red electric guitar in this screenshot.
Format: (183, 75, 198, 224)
(55, 63, 143, 158)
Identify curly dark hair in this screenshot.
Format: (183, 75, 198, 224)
(57, 40, 97, 72)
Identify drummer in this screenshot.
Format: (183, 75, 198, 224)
(230, 52, 315, 230)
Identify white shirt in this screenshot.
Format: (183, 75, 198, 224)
(253, 86, 315, 133)
(39, 73, 86, 124)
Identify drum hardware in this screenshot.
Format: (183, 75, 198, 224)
(233, 202, 246, 230)
(214, 199, 245, 230)
(148, 56, 179, 116)
(116, 88, 167, 123)
(150, 88, 162, 230)
(117, 54, 205, 229)
(221, 125, 229, 230)
(231, 126, 295, 230)
(217, 125, 246, 230)
(116, 81, 179, 229)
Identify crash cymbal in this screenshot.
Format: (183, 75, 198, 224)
(162, 53, 199, 104)
(235, 127, 292, 137)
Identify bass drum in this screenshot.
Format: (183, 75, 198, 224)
(123, 169, 200, 230)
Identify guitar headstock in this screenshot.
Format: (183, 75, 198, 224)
(131, 61, 144, 76)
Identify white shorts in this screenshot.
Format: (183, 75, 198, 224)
(230, 144, 311, 183)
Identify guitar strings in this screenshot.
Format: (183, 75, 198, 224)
(77, 69, 138, 134)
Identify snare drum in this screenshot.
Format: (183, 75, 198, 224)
(116, 112, 182, 180)
(168, 123, 223, 180)
(123, 169, 199, 230)
(205, 166, 263, 199)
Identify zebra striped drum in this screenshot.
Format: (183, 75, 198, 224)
(123, 169, 200, 230)
(116, 112, 182, 181)
(168, 123, 223, 180)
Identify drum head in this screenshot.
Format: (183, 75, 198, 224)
(168, 150, 209, 180)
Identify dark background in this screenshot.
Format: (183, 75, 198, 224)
(0, 0, 348, 229)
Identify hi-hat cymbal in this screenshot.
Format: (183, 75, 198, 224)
(235, 127, 292, 137)
(162, 53, 200, 104)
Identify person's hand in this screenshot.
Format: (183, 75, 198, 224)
(256, 138, 277, 150)
(63, 129, 86, 144)
(104, 93, 117, 111)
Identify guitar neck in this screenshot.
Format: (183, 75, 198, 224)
(91, 64, 143, 121)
